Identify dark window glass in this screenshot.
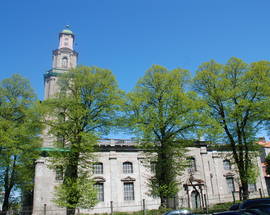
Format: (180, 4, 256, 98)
(62, 57, 68, 68)
(150, 162, 156, 173)
(55, 166, 63, 180)
(93, 163, 103, 174)
(248, 183, 257, 192)
(226, 177, 235, 193)
(124, 182, 134, 201)
(187, 157, 196, 172)
(123, 162, 133, 174)
(223, 160, 231, 170)
(94, 183, 104, 201)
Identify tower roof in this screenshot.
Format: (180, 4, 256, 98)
(61, 29, 73, 35)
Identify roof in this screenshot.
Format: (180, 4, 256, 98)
(37, 147, 70, 152)
(258, 140, 270, 148)
(61, 29, 73, 35)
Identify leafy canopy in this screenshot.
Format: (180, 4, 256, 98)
(125, 65, 205, 206)
(193, 57, 270, 199)
(42, 66, 123, 210)
(0, 74, 41, 211)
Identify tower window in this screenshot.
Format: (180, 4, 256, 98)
(55, 166, 63, 181)
(223, 160, 231, 170)
(150, 161, 156, 173)
(62, 57, 68, 68)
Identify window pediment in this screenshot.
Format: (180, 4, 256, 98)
(121, 176, 136, 182)
(93, 176, 106, 182)
(224, 172, 235, 178)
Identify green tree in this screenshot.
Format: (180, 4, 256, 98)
(193, 57, 270, 200)
(125, 65, 205, 208)
(265, 153, 270, 175)
(0, 74, 41, 213)
(42, 66, 123, 215)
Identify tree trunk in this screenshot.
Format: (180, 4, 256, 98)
(2, 166, 13, 214)
(67, 207, 76, 215)
(242, 181, 249, 200)
(156, 140, 179, 209)
(2, 189, 11, 214)
(159, 196, 167, 209)
(21, 190, 34, 214)
(64, 151, 79, 215)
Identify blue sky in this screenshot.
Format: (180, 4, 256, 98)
(1, 0, 270, 99)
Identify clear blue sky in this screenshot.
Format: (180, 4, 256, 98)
(1, 0, 270, 98)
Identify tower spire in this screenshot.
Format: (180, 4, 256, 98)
(58, 26, 74, 50)
(43, 29, 78, 99)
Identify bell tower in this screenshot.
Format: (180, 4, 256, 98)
(44, 26, 78, 99)
(33, 28, 79, 215)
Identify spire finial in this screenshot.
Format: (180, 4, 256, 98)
(65, 25, 71, 29)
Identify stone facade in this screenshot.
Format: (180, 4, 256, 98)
(258, 138, 270, 197)
(32, 29, 268, 214)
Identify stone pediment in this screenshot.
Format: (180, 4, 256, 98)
(121, 176, 136, 182)
(93, 176, 106, 182)
(184, 175, 205, 186)
(189, 176, 204, 184)
(223, 172, 235, 178)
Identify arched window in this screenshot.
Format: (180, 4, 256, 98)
(93, 162, 103, 174)
(187, 157, 196, 172)
(123, 162, 133, 174)
(62, 57, 68, 68)
(223, 160, 231, 170)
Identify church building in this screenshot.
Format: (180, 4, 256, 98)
(32, 28, 268, 215)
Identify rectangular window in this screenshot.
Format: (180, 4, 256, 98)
(223, 160, 231, 170)
(150, 162, 156, 173)
(187, 157, 196, 173)
(123, 162, 133, 174)
(55, 166, 63, 181)
(124, 182, 135, 201)
(226, 177, 235, 193)
(94, 183, 104, 201)
(93, 163, 103, 174)
(248, 183, 257, 192)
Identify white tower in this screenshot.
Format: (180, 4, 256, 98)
(44, 27, 78, 99)
(33, 27, 78, 215)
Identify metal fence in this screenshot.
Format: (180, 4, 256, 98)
(0, 190, 268, 215)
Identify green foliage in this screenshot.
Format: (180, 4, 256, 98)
(42, 66, 123, 210)
(246, 161, 259, 184)
(54, 177, 97, 209)
(125, 65, 206, 207)
(0, 74, 42, 211)
(193, 57, 270, 199)
(265, 153, 270, 175)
